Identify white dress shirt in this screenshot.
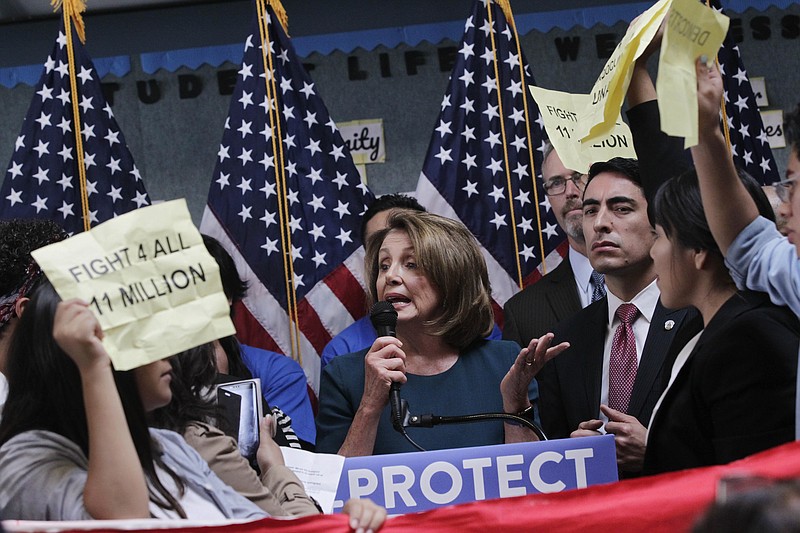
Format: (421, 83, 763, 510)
(568, 246, 596, 309)
(599, 279, 661, 425)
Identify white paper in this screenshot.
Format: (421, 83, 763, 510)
(280, 447, 346, 514)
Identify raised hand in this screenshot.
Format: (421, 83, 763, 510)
(501, 333, 569, 413)
(53, 299, 109, 373)
(696, 55, 724, 139)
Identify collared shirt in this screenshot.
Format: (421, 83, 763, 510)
(568, 246, 596, 309)
(599, 279, 661, 425)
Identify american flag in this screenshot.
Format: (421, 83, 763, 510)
(712, 0, 779, 184)
(415, 0, 562, 324)
(200, 2, 374, 393)
(0, 16, 149, 233)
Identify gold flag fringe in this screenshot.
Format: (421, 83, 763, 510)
(51, 0, 86, 43)
(494, 0, 516, 32)
(266, 0, 289, 34)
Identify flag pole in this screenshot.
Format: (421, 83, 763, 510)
(256, 0, 303, 366)
(497, 0, 549, 278)
(486, 0, 524, 289)
(704, 0, 733, 158)
(54, 0, 91, 232)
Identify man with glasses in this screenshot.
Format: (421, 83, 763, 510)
(693, 56, 800, 440)
(503, 142, 605, 349)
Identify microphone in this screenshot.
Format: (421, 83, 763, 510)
(369, 301, 403, 432)
(370, 300, 397, 338)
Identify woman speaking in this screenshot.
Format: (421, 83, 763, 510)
(316, 211, 566, 456)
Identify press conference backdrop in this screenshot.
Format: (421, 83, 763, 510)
(1, 3, 798, 224)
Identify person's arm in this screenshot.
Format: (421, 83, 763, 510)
(316, 338, 405, 457)
(625, 20, 692, 209)
(501, 334, 569, 443)
(53, 300, 148, 519)
(628, 56, 657, 108)
(183, 420, 317, 517)
(257, 354, 316, 445)
(337, 337, 405, 457)
(692, 57, 760, 254)
(153, 429, 265, 519)
(628, 16, 662, 108)
(255, 416, 320, 516)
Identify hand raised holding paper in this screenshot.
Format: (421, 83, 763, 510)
(695, 56, 724, 138)
(656, 0, 729, 147)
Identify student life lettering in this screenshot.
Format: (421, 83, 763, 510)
(66, 233, 205, 316)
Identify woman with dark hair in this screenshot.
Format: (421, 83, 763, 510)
(202, 235, 315, 448)
(150, 343, 320, 516)
(640, 169, 799, 474)
(0, 282, 387, 530)
(0, 282, 263, 519)
(0, 219, 66, 417)
(316, 211, 566, 456)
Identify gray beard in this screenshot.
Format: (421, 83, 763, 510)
(564, 215, 585, 243)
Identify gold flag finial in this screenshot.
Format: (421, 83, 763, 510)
(52, 0, 87, 43)
(266, 0, 289, 33)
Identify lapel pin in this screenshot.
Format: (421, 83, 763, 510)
(664, 320, 675, 331)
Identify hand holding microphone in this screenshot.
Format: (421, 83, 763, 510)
(369, 301, 406, 432)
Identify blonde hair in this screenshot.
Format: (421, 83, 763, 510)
(364, 211, 494, 349)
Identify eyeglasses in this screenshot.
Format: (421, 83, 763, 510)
(543, 172, 587, 196)
(775, 177, 797, 203)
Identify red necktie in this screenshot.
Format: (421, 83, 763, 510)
(608, 303, 639, 412)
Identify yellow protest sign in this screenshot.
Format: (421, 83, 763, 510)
(657, 0, 729, 147)
(31, 199, 235, 371)
(577, 0, 673, 143)
(530, 86, 637, 174)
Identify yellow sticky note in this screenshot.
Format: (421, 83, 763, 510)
(31, 199, 235, 371)
(578, 0, 674, 143)
(530, 86, 637, 174)
(657, 0, 729, 147)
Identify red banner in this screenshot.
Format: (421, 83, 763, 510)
(8, 441, 800, 533)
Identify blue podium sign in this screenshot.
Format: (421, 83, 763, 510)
(333, 434, 618, 514)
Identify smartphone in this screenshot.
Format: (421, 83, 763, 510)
(215, 378, 263, 461)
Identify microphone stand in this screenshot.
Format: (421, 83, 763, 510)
(393, 398, 548, 452)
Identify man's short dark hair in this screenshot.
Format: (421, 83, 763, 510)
(785, 103, 800, 159)
(360, 193, 425, 244)
(586, 157, 642, 188)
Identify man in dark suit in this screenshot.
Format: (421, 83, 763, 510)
(503, 142, 604, 348)
(536, 157, 700, 476)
